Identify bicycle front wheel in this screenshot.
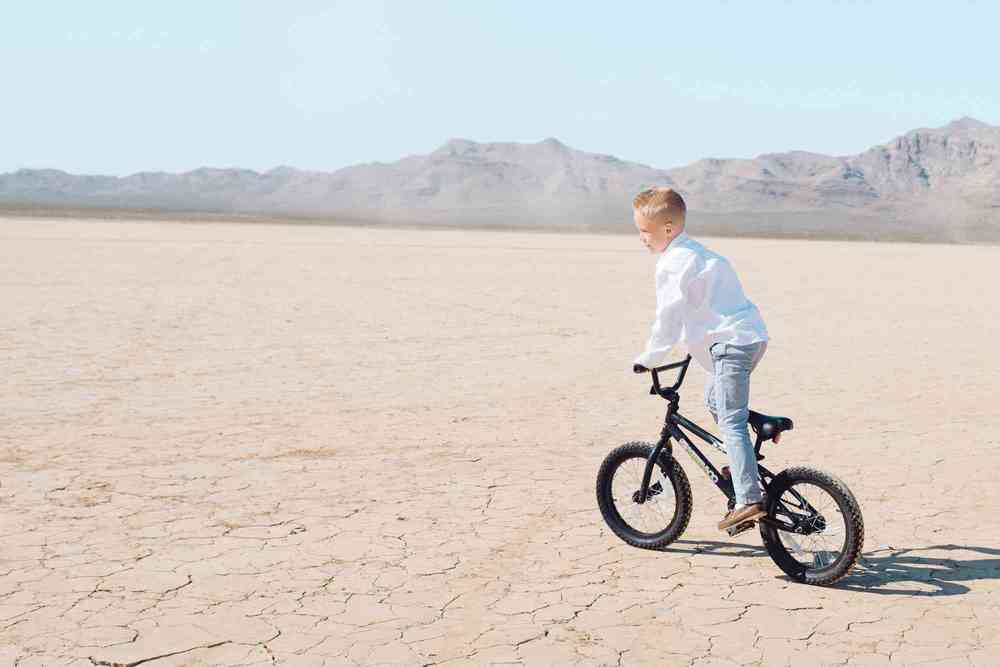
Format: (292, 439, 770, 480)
(596, 441, 692, 549)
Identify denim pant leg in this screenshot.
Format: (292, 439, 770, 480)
(706, 341, 767, 505)
(704, 381, 718, 423)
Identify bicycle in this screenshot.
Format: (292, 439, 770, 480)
(595, 355, 864, 585)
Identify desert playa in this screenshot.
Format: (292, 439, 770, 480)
(1, 216, 999, 666)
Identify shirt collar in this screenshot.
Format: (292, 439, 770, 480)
(664, 231, 688, 253)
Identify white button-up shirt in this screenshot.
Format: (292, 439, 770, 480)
(635, 231, 768, 372)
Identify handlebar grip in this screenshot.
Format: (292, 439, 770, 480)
(633, 363, 648, 374)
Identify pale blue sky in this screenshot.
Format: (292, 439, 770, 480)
(3, 1, 998, 175)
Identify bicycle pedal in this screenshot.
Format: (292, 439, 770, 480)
(725, 520, 756, 537)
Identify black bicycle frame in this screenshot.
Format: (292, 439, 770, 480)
(639, 403, 774, 502)
(634, 355, 823, 535)
(635, 355, 792, 530)
(638, 405, 776, 505)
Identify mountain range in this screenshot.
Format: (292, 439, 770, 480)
(2, 117, 998, 242)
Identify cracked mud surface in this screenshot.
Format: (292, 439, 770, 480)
(2, 218, 999, 666)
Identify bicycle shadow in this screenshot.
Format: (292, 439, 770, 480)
(833, 544, 1000, 596)
(660, 539, 767, 557)
(660, 541, 1000, 597)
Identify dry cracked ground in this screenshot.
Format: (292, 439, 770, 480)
(1, 218, 999, 666)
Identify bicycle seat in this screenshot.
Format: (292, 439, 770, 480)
(748, 410, 793, 441)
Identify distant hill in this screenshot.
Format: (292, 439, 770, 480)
(2, 117, 998, 242)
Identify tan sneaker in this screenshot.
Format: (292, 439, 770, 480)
(718, 502, 766, 530)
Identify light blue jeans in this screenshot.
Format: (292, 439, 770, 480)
(704, 341, 768, 505)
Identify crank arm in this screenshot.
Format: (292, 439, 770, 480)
(758, 516, 801, 533)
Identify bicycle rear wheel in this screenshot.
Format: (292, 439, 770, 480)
(596, 441, 692, 549)
(760, 466, 864, 585)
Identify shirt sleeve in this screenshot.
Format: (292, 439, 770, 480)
(634, 252, 701, 368)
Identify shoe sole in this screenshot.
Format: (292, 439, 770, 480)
(718, 508, 766, 531)
(725, 520, 757, 537)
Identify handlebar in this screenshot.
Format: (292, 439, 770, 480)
(633, 355, 692, 400)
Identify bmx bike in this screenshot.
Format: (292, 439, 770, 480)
(596, 355, 864, 585)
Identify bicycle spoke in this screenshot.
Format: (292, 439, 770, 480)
(776, 481, 847, 570)
(610, 456, 674, 537)
(781, 533, 806, 557)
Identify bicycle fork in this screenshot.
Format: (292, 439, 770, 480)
(636, 418, 674, 504)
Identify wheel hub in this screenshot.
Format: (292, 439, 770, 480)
(632, 481, 663, 504)
(796, 513, 827, 535)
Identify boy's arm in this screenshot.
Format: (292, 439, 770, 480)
(634, 254, 700, 369)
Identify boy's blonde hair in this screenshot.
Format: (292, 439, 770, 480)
(633, 187, 687, 226)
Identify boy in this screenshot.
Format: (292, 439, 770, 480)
(631, 187, 769, 531)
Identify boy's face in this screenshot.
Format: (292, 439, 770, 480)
(633, 211, 674, 253)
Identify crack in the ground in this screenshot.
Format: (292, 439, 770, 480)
(88, 640, 231, 667)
